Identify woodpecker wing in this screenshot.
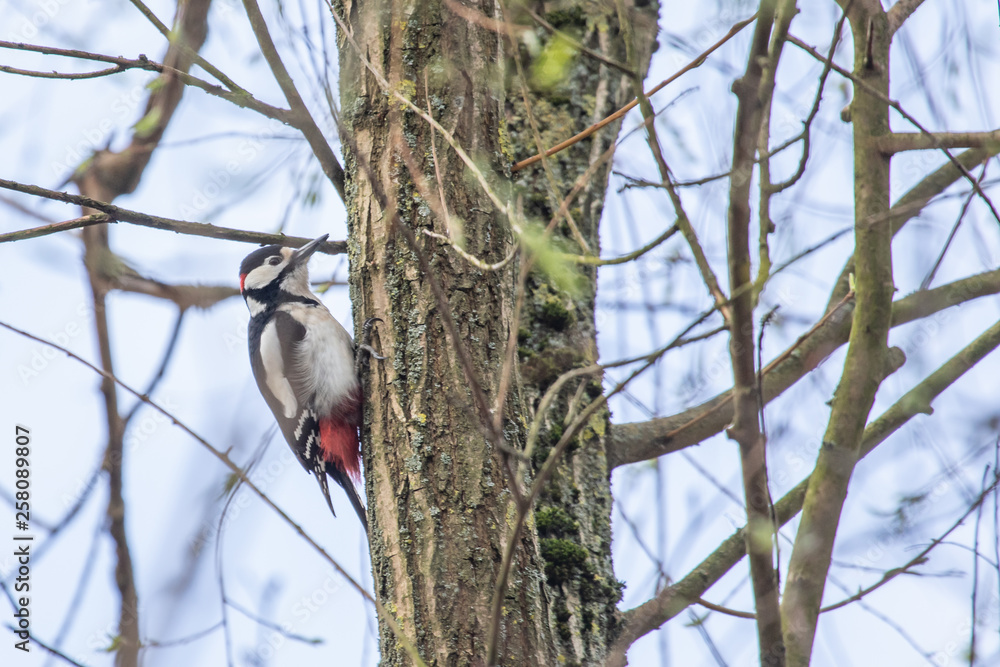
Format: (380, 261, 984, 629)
(250, 311, 322, 471)
(250, 310, 367, 530)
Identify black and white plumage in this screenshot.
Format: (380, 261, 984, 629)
(239, 235, 368, 532)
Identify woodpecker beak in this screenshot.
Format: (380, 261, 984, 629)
(290, 234, 328, 267)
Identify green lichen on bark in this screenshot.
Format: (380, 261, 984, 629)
(337, 0, 552, 664)
(335, 0, 660, 663)
(505, 0, 659, 662)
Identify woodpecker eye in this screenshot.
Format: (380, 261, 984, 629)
(268, 256, 282, 266)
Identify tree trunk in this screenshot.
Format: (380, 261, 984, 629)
(506, 1, 658, 663)
(337, 0, 656, 664)
(338, 1, 550, 664)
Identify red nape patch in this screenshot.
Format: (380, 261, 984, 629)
(320, 418, 361, 481)
(239, 273, 247, 292)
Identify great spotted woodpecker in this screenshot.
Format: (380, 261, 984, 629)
(239, 235, 380, 532)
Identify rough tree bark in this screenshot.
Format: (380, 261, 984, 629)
(337, 1, 550, 664)
(336, 0, 656, 664)
(505, 1, 657, 664)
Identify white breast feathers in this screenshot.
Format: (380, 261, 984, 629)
(283, 303, 359, 415)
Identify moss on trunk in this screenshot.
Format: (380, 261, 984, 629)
(336, 0, 658, 663)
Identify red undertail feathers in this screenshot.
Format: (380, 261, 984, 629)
(320, 417, 360, 482)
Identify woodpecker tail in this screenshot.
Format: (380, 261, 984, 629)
(312, 464, 369, 534)
(330, 467, 369, 534)
(319, 417, 361, 481)
(313, 463, 339, 518)
(317, 406, 367, 533)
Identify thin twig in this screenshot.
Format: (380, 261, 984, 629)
(622, 1, 732, 327)
(123, 309, 186, 425)
(226, 598, 324, 645)
(723, 0, 787, 660)
(0, 63, 130, 79)
(0, 213, 110, 243)
(0, 179, 347, 252)
(820, 468, 999, 614)
(789, 34, 1000, 226)
(493, 304, 725, 666)
(42, 522, 103, 667)
(888, 0, 928, 35)
(0, 319, 429, 667)
(0, 623, 88, 667)
(143, 622, 223, 648)
(919, 162, 988, 290)
(421, 229, 519, 271)
(764, 7, 848, 195)
(126, 0, 247, 93)
(511, 13, 759, 171)
(563, 224, 678, 266)
(240, 0, 345, 200)
(0, 40, 290, 122)
(608, 261, 1000, 469)
(607, 320, 1000, 664)
(968, 467, 990, 666)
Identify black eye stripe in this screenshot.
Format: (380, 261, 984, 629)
(239, 244, 285, 276)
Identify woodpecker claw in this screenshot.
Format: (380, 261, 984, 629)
(355, 317, 385, 377)
(359, 344, 386, 361)
(361, 317, 382, 342)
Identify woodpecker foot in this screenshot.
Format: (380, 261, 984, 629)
(355, 317, 385, 377)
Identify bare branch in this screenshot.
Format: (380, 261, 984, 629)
(607, 317, 1000, 665)
(781, 9, 897, 658)
(0, 179, 346, 252)
(629, 52, 732, 325)
(887, 0, 927, 35)
(0, 213, 110, 241)
(511, 12, 758, 172)
(240, 0, 345, 200)
(763, 9, 848, 197)
(789, 33, 1000, 227)
(123, 309, 186, 426)
(85, 238, 138, 667)
(0, 318, 429, 667)
(826, 144, 1000, 310)
(819, 468, 999, 615)
(875, 130, 1000, 153)
(113, 273, 239, 310)
(0, 622, 88, 667)
(0, 39, 290, 122)
(126, 0, 247, 93)
(607, 267, 1000, 468)
(0, 63, 129, 79)
(563, 224, 678, 266)
(723, 0, 788, 660)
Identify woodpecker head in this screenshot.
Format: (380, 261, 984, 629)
(239, 234, 327, 315)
